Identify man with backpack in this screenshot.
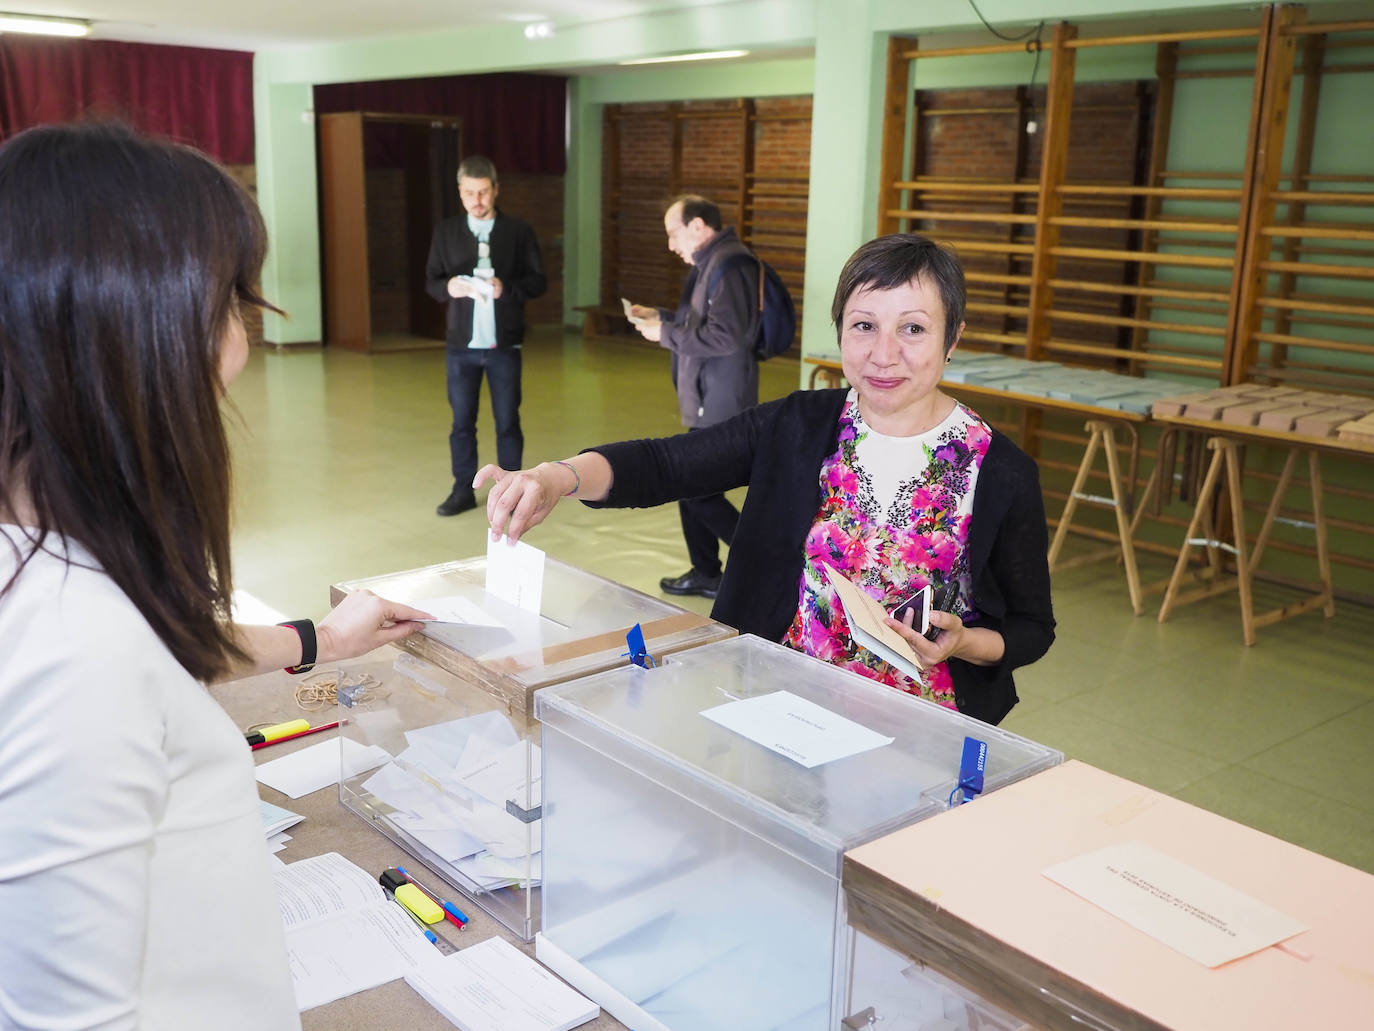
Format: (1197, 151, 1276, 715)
(626, 194, 765, 600)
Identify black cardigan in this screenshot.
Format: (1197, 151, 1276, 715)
(586, 388, 1056, 725)
(423, 211, 546, 349)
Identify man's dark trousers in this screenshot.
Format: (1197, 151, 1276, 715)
(447, 346, 522, 486)
(679, 493, 738, 577)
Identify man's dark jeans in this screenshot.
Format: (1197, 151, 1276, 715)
(446, 346, 523, 487)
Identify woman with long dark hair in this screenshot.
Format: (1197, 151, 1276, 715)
(0, 123, 427, 1029)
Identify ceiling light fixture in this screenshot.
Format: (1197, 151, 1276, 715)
(0, 13, 91, 37)
(523, 21, 555, 40)
(619, 49, 749, 66)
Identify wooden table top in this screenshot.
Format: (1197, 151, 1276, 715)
(1152, 412, 1374, 457)
(209, 653, 627, 1031)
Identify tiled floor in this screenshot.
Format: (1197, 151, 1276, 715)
(227, 329, 1374, 873)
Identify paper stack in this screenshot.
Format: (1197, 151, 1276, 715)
(359, 711, 542, 890)
(260, 799, 305, 857)
(406, 937, 597, 1031)
(275, 852, 441, 1011)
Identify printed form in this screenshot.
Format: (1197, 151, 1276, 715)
(1043, 841, 1308, 967)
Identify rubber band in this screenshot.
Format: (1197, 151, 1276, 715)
(293, 669, 381, 712)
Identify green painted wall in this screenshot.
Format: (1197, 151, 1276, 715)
(253, 0, 814, 342)
(254, 0, 1362, 353)
(253, 75, 320, 344)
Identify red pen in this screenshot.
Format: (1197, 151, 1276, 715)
(250, 720, 345, 751)
(397, 866, 467, 927)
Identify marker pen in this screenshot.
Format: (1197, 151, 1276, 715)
(249, 721, 345, 751)
(243, 719, 310, 746)
(397, 865, 469, 926)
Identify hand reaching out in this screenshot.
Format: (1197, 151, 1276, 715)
(474, 462, 570, 543)
(316, 589, 432, 664)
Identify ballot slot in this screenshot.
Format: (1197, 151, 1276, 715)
(330, 555, 735, 941)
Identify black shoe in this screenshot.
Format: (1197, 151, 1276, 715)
(436, 489, 477, 517)
(659, 569, 721, 599)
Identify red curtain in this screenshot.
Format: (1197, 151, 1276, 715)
(0, 36, 254, 164)
(314, 73, 567, 175)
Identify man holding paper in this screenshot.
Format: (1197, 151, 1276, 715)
(624, 195, 761, 600)
(426, 155, 547, 517)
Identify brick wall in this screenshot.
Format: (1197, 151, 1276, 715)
(601, 97, 812, 349)
(495, 172, 564, 326)
(357, 168, 566, 335)
(914, 81, 1152, 357)
(752, 96, 812, 328)
(366, 168, 411, 335)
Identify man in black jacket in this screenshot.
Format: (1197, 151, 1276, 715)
(626, 195, 760, 598)
(425, 155, 546, 517)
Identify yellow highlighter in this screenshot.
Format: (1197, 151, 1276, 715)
(380, 868, 444, 924)
(260, 719, 310, 743)
(395, 883, 444, 924)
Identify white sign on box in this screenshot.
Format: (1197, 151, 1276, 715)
(700, 689, 894, 768)
(1043, 841, 1309, 967)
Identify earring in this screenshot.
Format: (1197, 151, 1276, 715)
(944, 355, 952, 364)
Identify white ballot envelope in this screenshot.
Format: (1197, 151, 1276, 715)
(823, 565, 926, 685)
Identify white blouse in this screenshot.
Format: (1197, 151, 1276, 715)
(0, 529, 299, 1031)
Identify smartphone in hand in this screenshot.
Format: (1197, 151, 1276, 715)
(891, 584, 934, 639)
(892, 582, 958, 641)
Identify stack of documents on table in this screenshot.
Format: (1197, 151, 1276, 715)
(360, 711, 542, 890)
(274, 852, 441, 1011)
(406, 936, 597, 1031)
(260, 799, 305, 856)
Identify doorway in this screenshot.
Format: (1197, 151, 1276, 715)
(318, 112, 462, 352)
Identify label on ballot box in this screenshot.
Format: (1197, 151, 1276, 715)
(1043, 842, 1308, 968)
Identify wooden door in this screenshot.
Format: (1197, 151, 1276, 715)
(318, 112, 371, 351)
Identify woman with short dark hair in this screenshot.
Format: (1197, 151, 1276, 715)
(0, 122, 428, 1029)
(480, 233, 1054, 726)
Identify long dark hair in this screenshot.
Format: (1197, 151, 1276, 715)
(0, 122, 274, 682)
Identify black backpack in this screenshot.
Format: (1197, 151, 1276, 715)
(707, 251, 797, 360)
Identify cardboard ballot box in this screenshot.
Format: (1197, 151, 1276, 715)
(329, 556, 734, 940)
(843, 760, 1374, 1031)
(532, 635, 1062, 1031)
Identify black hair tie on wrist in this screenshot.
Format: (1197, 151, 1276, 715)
(278, 619, 317, 674)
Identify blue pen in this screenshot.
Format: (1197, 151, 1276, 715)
(397, 866, 470, 926)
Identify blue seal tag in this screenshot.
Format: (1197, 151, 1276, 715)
(949, 735, 988, 806)
(622, 623, 654, 669)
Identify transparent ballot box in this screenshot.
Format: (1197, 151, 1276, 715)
(533, 635, 1063, 1031)
(329, 557, 735, 940)
(841, 930, 1030, 1031)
